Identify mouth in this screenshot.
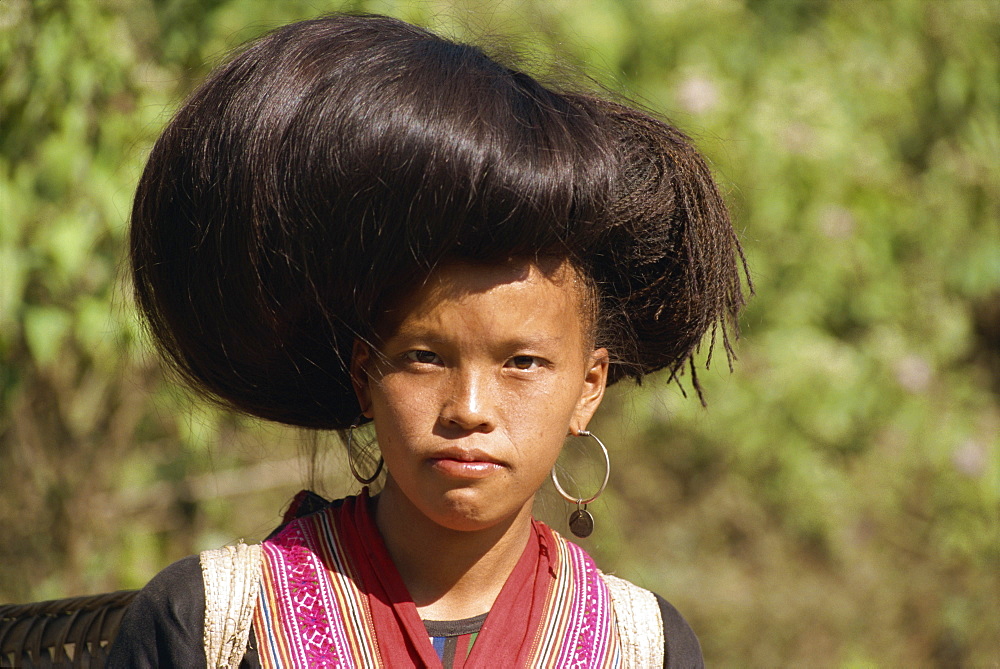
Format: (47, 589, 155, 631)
(428, 447, 505, 479)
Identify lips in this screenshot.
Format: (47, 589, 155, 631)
(428, 447, 505, 479)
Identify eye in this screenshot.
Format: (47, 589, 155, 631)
(506, 355, 541, 370)
(404, 350, 441, 365)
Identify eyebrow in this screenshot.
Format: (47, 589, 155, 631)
(386, 328, 567, 351)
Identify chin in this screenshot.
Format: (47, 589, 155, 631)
(427, 489, 525, 533)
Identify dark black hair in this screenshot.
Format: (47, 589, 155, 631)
(130, 13, 749, 430)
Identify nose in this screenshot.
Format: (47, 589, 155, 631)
(439, 367, 496, 433)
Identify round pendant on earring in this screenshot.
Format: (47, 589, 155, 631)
(568, 508, 595, 538)
(552, 430, 609, 539)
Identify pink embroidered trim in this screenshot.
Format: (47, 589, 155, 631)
(543, 534, 619, 668)
(260, 520, 356, 668)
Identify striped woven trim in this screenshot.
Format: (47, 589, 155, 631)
(528, 532, 621, 668)
(254, 513, 381, 668)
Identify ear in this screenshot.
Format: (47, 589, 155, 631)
(571, 347, 609, 435)
(350, 339, 374, 419)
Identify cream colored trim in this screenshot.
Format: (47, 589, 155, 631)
(602, 573, 665, 668)
(200, 542, 262, 669)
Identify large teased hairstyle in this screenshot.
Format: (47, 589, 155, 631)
(131, 14, 749, 430)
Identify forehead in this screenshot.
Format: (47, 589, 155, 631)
(377, 259, 590, 341)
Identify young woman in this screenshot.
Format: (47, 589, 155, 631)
(108, 13, 747, 668)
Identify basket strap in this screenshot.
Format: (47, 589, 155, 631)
(602, 573, 665, 668)
(200, 542, 262, 669)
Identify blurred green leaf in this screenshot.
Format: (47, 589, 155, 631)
(23, 305, 72, 365)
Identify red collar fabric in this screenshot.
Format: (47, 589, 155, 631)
(255, 491, 619, 668)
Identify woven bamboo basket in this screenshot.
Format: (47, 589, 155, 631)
(0, 591, 137, 668)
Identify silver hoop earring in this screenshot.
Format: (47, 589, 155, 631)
(347, 417, 384, 485)
(550, 430, 610, 538)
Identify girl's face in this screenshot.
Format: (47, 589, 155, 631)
(352, 259, 608, 533)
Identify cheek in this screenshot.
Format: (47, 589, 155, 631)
(369, 375, 438, 437)
(504, 382, 582, 446)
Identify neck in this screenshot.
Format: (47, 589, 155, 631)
(373, 479, 533, 621)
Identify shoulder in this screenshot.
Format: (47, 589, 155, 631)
(106, 555, 207, 668)
(653, 592, 704, 669)
(601, 573, 704, 669)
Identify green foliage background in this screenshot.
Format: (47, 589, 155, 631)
(1, 0, 997, 665)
